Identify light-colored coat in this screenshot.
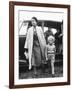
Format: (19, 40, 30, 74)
(24, 26, 46, 70)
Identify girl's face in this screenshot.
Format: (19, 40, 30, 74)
(31, 19, 37, 27)
(48, 38, 54, 44)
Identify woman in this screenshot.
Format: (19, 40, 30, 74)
(24, 17, 46, 76)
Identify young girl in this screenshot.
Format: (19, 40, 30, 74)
(45, 35, 56, 77)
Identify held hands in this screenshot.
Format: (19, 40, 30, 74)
(46, 57, 48, 61)
(45, 54, 48, 61)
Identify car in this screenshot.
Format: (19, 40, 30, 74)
(19, 20, 63, 71)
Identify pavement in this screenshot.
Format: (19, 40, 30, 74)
(19, 64, 63, 79)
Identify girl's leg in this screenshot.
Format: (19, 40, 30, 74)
(51, 60, 55, 77)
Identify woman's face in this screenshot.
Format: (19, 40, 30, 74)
(31, 19, 37, 27)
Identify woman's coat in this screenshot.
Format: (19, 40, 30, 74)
(24, 26, 46, 70)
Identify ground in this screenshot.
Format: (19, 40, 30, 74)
(19, 61, 63, 79)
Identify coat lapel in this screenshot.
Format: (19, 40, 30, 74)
(24, 26, 46, 70)
(28, 27, 33, 69)
(36, 26, 46, 59)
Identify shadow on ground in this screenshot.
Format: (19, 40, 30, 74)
(19, 60, 63, 79)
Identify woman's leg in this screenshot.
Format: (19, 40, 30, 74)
(32, 66, 38, 78)
(31, 52, 37, 77)
(41, 63, 45, 73)
(33, 66, 37, 75)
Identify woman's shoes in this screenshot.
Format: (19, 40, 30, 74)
(32, 73, 38, 78)
(52, 74, 55, 77)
